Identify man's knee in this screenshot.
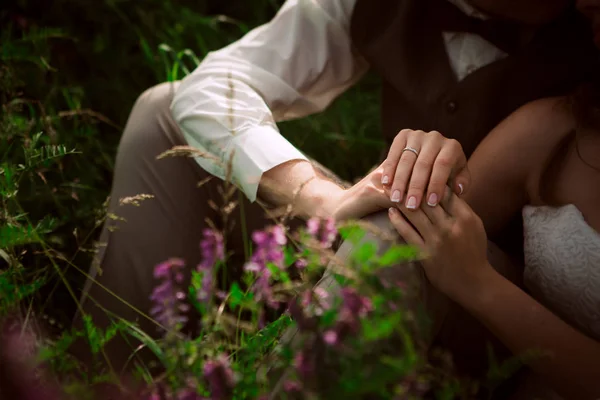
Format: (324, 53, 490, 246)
(117, 81, 183, 159)
(133, 81, 181, 115)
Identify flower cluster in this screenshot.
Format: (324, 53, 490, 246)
(150, 258, 189, 331)
(244, 225, 287, 308)
(145, 353, 235, 400)
(197, 229, 225, 304)
(296, 217, 338, 269)
(306, 217, 337, 249)
(203, 354, 236, 400)
(323, 287, 373, 346)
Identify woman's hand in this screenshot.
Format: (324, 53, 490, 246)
(381, 129, 470, 209)
(387, 189, 492, 299)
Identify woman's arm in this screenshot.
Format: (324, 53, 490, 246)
(463, 264, 600, 400)
(463, 97, 574, 236)
(389, 194, 600, 399)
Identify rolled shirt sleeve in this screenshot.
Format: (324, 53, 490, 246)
(170, 0, 367, 201)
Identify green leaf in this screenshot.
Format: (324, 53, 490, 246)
(378, 245, 419, 266)
(362, 312, 403, 341)
(352, 241, 377, 264)
(0, 217, 57, 248)
(121, 320, 166, 365)
(229, 282, 244, 309)
(338, 224, 366, 243)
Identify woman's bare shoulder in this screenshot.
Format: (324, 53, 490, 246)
(468, 96, 576, 199)
(503, 97, 575, 149)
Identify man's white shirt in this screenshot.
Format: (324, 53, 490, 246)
(170, 0, 507, 201)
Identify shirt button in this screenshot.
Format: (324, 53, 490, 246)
(446, 101, 458, 113)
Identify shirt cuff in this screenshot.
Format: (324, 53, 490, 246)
(229, 125, 308, 202)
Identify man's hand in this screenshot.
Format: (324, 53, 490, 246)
(260, 160, 393, 222)
(332, 166, 394, 221)
(381, 129, 470, 210)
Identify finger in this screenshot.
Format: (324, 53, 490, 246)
(390, 131, 423, 204)
(397, 202, 435, 241)
(425, 139, 466, 207)
(439, 187, 460, 217)
(404, 135, 442, 210)
(454, 165, 471, 196)
(440, 191, 479, 232)
(421, 198, 451, 227)
(388, 207, 425, 248)
(381, 130, 409, 186)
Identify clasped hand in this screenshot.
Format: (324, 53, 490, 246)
(334, 129, 493, 298)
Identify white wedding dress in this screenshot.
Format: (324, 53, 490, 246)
(517, 204, 600, 399)
(523, 204, 600, 342)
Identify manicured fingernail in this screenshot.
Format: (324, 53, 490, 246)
(382, 175, 389, 185)
(388, 207, 397, 216)
(427, 193, 438, 206)
(391, 190, 401, 202)
(458, 183, 464, 195)
(406, 196, 417, 209)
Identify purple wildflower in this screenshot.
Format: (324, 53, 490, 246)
(177, 387, 205, 400)
(340, 287, 373, 319)
(295, 258, 308, 269)
(243, 225, 287, 308)
(306, 218, 320, 236)
(325, 287, 374, 343)
(313, 287, 332, 316)
(305, 217, 338, 249)
(199, 229, 225, 269)
(150, 258, 189, 331)
(145, 392, 160, 400)
(283, 380, 302, 393)
(293, 350, 315, 381)
(203, 354, 236, 400)
(196, 229, 225, 304)
(322, 218, 337, 247)
(323, 330, 338, 346)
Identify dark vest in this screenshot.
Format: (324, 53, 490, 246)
(350, 0, 597, 158)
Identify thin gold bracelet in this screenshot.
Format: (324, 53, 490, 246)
(292, 175, 317, 205)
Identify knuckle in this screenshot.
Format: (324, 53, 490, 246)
(434, 157, 453, 168)
(414, 159, 433, 170)
(396, 129, 411, 140)
(448, 139, 463, 152)
(428, 179, 446, 188)
(462, 213, 476, 225)
(393, 179, 407, 190)
(429, 130, 442, 139)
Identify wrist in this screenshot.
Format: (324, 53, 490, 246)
(294, 176, 346, 220)
(450, 262, 502, 311)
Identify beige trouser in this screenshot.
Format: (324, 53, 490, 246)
(71, 82, 523, 391)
